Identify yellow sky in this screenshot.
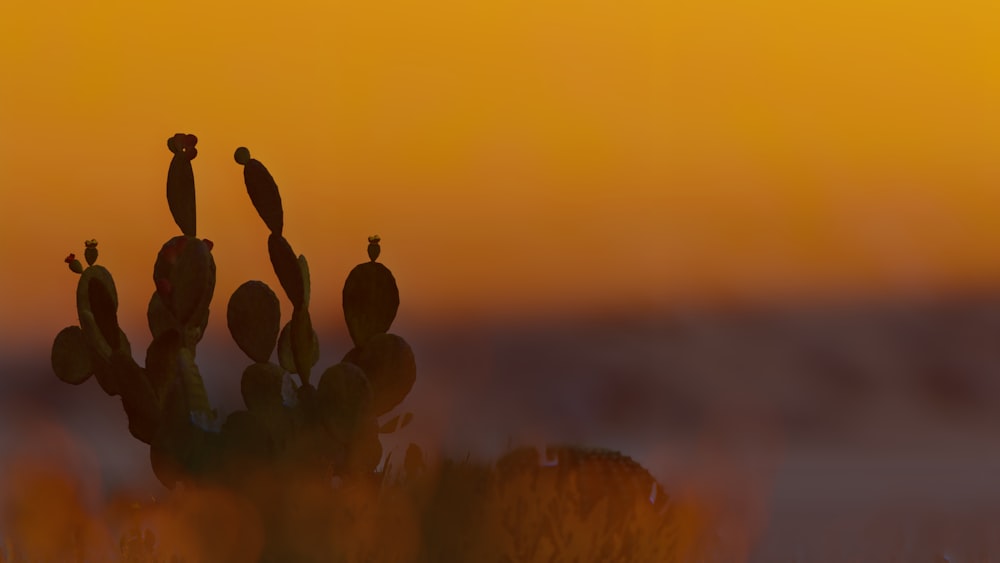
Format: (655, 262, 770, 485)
(1, 0, 998, 349)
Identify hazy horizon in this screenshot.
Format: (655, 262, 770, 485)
(3, 0, 1000, 557)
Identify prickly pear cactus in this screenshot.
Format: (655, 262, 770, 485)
(50, 133, 686, 561)
(53, 136, 418, 496)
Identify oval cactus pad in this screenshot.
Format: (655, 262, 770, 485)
(227, 281, 281, 363)
(342, 261, 399, 347)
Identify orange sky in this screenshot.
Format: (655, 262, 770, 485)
(1, 0, 999, 350)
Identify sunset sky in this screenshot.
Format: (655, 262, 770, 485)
(1, 0, 998, 352)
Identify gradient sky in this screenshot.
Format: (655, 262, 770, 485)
(1, 0, 998, 351)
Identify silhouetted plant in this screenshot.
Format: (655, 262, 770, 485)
(52, 133, 416, 494)
(49, 134, 688, 561)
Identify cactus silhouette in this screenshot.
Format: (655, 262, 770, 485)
(52, 134, 417, 494)
(49, 134, 685, 561)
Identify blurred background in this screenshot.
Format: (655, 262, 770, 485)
(2, 0, 1000, 558)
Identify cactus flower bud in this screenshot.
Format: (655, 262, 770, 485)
(367, 235, 381, 262)
(167, 133, 198, 160)
(203, 239, 214, 251)
(84, 239, 99, 265)
(234, 147, 251, 165)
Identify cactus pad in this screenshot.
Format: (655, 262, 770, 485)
(277, 318, 319, 375)
(241, 362, 285, 413)
(317, 362, 373, 436)
(166, 133, 198, 236)
(290, 308, 318, 384)
(227, 281, 281, 363)
(241, 154, 284, 235)
(344, 333, 415, 416)
(153, 236, 216, 326)
(112, 351, 160, 444)
(51, 326, 93, 385)
(145, 330, 185, 407)
(76, 265, 121, 357)
(221, 410, 273, 460)
(146, 291, 175, 340)
(268, 234, 305, 308)
(342, 261, 400, 348)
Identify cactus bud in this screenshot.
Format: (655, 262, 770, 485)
(84, 239, 99, 265)
(233, 146, 251, 165)
(167, 133, 198, 160)
(367, 235, 381, 262)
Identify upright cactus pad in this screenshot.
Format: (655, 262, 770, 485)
(267, 234, 305, 309)
(153, 236, 216, 328)
(76, 265, 122, 357)
(227, 281, 281, 363)
(236, 146, 283, 235)
(166, 133, 198, 237)
(317, 362, 373, 437)
(342, 237, 400, 347)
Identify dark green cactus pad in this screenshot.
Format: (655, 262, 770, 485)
(277, 318, 319, 376)
(51, 326, 92, 385)
(267, 234, 304, 308)
(227, 281, 281, 363)
(290, 308, 317, 384)
(317, 362, 372, 437)
(90, 350, 122, 397)
(76, 265, 121, 357)
(111, 351, 159, 445)
(241, 362, 284, 413)
(343, 333, 415, 416)
(150, 439, 183, 489)
(342, 261, 400, 347)
(294, 381, 319, 423)
(144, 329, 183, 403)
(84, 245, 98, 266)
(166, 134, 198, 237)
(151, 377, 221, 488)
(241, 157, 284, 235)
(89, 276, 121, 349)
(221, 410, 273, 460)
(177, 346, 214, 417)
(150, 423, 217, 489)
(174, 238, 215, 326)
(153, 236, 216, 326)
(146, 291, 176, 340)
(298, 254, 311, 308)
